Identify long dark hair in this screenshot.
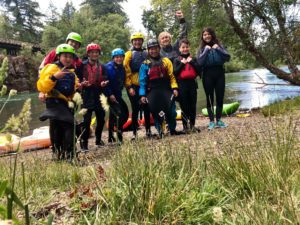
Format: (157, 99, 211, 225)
(200, 27, 221, 49)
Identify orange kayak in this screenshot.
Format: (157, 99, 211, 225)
(0, 126, 51, 153)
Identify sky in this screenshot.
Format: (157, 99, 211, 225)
(37, 0, 150, 32)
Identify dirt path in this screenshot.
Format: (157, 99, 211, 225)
(0, 111, 300, 165)
(2, 110, 299, 165)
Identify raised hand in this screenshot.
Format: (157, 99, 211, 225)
(175, 10, 184, 19)
(101, 80, 109, 87)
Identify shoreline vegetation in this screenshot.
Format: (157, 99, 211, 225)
(0, 97, 299, 224)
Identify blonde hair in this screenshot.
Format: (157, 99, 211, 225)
(158, 31, 172, 45)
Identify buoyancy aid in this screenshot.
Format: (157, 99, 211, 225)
(82, 60, 104, 87)
(147, 58, 168, 81)
(129, 49, 147, 73)
(52, 62, 76, 97)
(177, 57, 197, 80)
(160, 45, 178, 62)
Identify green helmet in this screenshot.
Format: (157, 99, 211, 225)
(66, 32, 82, 44)
(56, 44, 75, 55)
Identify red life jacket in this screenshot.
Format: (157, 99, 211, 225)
(82, 61, 104, 87)
(148, 59, 168, 81)
(177, 57, 197, 80)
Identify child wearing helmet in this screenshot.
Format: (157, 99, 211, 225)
(79, 43, 109, 150)
(124, 32, 152, 140)
(158, 10, 187, 63)
(37, 44, 79, 161)
(104, 48, 129, 143)
(139, 39, 180, 138)
(38, 32, 83, 101)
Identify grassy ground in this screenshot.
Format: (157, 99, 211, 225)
(0, 107, 300, 224)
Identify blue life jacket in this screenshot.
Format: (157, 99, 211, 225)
(130, 49, 147, 73)
(204, 49, 225, 67)
(105, 61, 125, 99)
(53, 62, 75, 97)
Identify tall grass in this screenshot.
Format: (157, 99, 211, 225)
(0, 114, 299, 224)
(261, 96, 300, 116)
(77, 115, 300, 224)
(210, 115, 300, 224)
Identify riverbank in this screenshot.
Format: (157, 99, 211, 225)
(0, 105, 300, 224)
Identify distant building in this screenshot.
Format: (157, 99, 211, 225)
(0, 38, 43, 55)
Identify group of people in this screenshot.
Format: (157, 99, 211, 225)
(37, 10, 231, 161)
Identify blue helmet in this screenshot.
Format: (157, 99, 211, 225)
(111, 48, 125, 58)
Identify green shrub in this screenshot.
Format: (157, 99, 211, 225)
(262, 96, 300, 116)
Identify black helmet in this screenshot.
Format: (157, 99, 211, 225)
(147, 39, 160, 49)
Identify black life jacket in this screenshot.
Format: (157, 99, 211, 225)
(160, 45, 178, 62)
(53, 62, 75, 97)
(129, 49, 147, 73)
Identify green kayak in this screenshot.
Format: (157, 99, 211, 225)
(202, 102, 240, 116)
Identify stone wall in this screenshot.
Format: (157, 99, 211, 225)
(0, 55, 40, 92)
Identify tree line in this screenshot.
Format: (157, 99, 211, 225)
(0, 0, 299, 84)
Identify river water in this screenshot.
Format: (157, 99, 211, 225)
(0, 66, 299, 131)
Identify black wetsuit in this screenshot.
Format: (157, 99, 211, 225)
(173, 53, 201, 129)
(197, 45, 230, 121)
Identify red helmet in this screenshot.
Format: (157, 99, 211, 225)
(86, 43, 101, 53)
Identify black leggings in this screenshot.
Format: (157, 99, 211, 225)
(178, 79, 197, 128)
(202, 66, 225, 122)
(81, 106, 105, 144)
(127, 85, 151, 134)
(50, 119, 74, 159)
(108, 98, 128, 140)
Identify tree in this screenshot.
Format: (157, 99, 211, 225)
(142, 0, 252, 70)
(0, 14, 14, 39)
(80, 0, 127, 18)
(45, 1, 59, 26)
(41, 26, 64, 51)
(41, 5, 130, 62)
(221, 0, 300, 85)
(142, 9, 166, 37)
(0, 0, 43, 42)
(61, 1, 76, 23)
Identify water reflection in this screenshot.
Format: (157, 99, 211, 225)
(225, 66, 300, 109)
